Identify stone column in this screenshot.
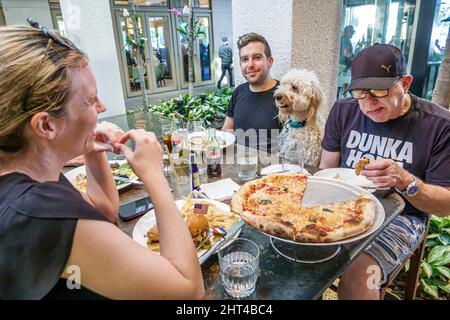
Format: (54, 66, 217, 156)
(212, 0, 233, 84)
(291, 0, 342, 129)
(231, 0, 293, 85)
(60, 0, 126, 118)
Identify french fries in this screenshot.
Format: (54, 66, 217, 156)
(146, 198, 239, 252)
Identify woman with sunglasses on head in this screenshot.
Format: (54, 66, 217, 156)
(0, 25, 204, 299)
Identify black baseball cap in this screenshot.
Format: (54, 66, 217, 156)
(345, 44, 406, 92)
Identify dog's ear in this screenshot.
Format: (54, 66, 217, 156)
(306, 82, 323, 126)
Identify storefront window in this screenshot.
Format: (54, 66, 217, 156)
(113, 0, 214, 98)
(337, 0, 417, 98)
(119, 15, 150, 94)
(422, 0, 449, 99)
(114, 0, 168, 6)
(148, 16, 176, 90)
(198, 16, 211, 81)
(177, 15, 212, 84)
(173, 0, 210, 9)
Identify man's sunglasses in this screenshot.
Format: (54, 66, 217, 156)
(349, 77, 403, 99)
(26, 18, 74, 50)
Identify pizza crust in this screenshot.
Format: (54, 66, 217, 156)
(355, 157, 370, 175)
(240, 211, 296, 240)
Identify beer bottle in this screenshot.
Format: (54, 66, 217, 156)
(191, 153, 201, 191)
(205, 128, 222, 177)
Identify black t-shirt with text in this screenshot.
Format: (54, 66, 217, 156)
(322, 94, 450, 215)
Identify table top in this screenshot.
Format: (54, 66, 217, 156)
(80, 112, 406, 300)
(112, 148, 404, 300)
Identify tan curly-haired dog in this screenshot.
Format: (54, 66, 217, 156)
(274, 69, 323, 167)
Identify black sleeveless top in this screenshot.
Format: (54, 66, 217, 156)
(0, 172, 109, 299)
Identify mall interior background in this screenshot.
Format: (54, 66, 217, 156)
(0, 0, 448, 119)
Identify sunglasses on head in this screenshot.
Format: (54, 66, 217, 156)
(22, 19, 74, 112)
(349, 77, 403, 99)
(26, 18, 74, 50)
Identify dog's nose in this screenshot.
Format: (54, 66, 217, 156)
(275, 95, 282, 101)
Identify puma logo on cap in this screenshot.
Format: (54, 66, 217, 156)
(381, 64, 392, 74)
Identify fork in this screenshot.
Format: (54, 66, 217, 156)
(196, 232, 216, 251)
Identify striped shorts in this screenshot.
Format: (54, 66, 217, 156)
(365, 213, 426, 284)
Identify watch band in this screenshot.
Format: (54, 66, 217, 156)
(395, 174, 420, 197)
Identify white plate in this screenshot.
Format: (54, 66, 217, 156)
(261, 164, 310, 176)
(188, 130, 236, 149)
(313, 168, 377, 190)
(132, 199, 241, 258)
(258, 176, 385, 246)
(64, 160, 137, 192)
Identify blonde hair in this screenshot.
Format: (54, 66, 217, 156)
(0, 25, 88, 160)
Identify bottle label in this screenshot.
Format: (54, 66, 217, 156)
(192, 172, 200, 189)
(205, 146, 220, 159)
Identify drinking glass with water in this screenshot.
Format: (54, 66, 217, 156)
(237, 149, 258, 181)
(218, 238, 260, 298)
(281, 141, 305, 173)
(189, 120, 207, 175)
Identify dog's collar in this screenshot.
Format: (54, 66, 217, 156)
(288, 118, 305, 128)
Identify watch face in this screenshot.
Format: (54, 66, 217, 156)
(407, 185, 420, 196)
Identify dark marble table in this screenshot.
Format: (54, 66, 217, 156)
(87, 112, 406, 300)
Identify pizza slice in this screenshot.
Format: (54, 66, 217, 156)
(231, 174, 307, 239)
(293, 194, 376, 242)
(231, 174, 377, 243)
(355, 157, 370, 175)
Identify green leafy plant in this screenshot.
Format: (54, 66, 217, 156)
(147, 88, 233, 128)
(176, 21, 206, 38)
(417, 215, 450, 299)
(169, 7, 206, 39)
(123, 34, 147, 50)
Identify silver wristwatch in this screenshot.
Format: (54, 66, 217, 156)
(395, 174, 421, 197)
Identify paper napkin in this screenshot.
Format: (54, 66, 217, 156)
(199, 178, 241, 201)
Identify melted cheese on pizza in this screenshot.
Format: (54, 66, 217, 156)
(243, 175, 306, 221)
(296, 200, 359, 232)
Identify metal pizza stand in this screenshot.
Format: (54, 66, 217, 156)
(250, 176, 386, 263)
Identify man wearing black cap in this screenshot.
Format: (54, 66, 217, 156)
(320, 44, 450, 299)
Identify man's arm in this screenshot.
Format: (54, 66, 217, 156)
(221, 116, 234, 132)
(319, 149, 340, 169)
(405, 183, 450, 217)
(362, 159, 450, 217)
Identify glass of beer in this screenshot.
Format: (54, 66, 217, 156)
(161, 124, 173, 153)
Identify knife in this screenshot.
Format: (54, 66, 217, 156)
(199, 219, 245, 265)
(114, 176, 143, 185)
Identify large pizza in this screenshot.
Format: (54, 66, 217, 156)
(231, 173, 376, 243)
